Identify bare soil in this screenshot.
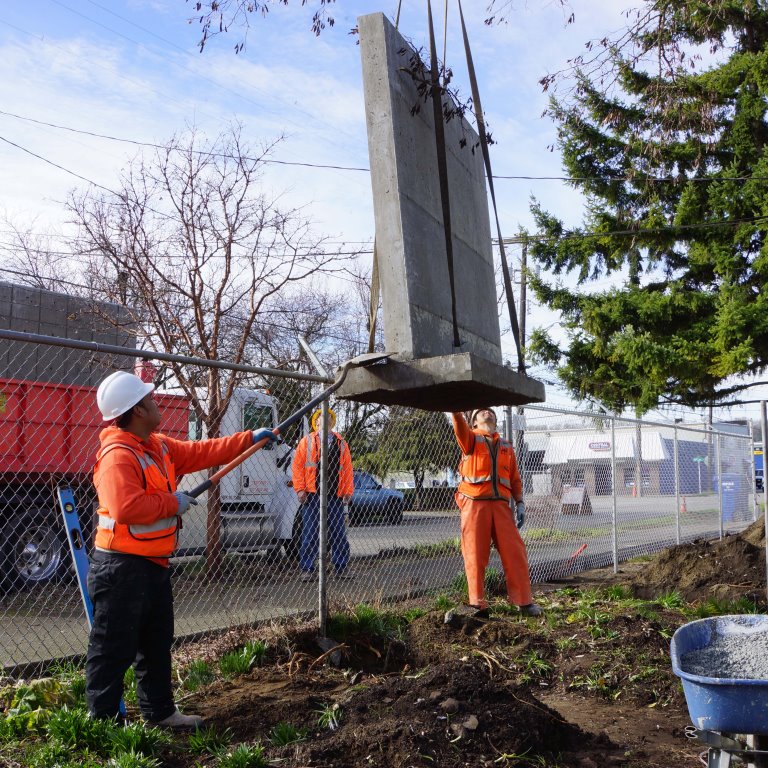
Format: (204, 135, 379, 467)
(142, 521, 768, 767)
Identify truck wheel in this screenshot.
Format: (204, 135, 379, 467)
(1, 510, 70, 591)
(284, 514, 302, 562)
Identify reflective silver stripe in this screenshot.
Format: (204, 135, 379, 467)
(98, 513, 177, 535)
(305, 433, 319, 469)
(461, 474, 492, 483)
(499, 478, 512, 489)
(129, 516, 178, 535)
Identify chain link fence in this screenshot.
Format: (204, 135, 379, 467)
(0, 331, 758, 673)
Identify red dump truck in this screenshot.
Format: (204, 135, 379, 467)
(0, 281, 300, 591)
(0, 374, 300, 591)
(0, 376, 189, 590)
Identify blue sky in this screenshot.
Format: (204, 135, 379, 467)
(1, 0, 761, 425)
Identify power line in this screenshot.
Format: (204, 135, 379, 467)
(6, 108, 767, 184)
(0, 109, 369, 172)
(500, 215, 768, 242)
(5, 131, 768, 246)
(0, 240, 373, 260)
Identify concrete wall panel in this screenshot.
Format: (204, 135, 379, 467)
(359, 13, 500, 364)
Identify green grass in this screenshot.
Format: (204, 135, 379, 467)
(123, 667, 138, 706)
(105, 751, 162, 768)
(269, 721, 307, 746)
(181, 659, 216, 691)
(687, 596, 760, 618)
(46, 706, 115, 751)
(215, 742, 268, 768)
(450, 567, 504, 599)
(188, 725, 232, 755)
(108, 721, 170, 758)
(219, 641, 268, 678)
(315, 703, 342, 731)
(327, 603, 408, 642)
(412, 538, 461, 557)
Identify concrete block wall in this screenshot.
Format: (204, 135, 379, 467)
(0, 280, 136, 387)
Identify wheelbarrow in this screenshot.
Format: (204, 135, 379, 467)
(671, 615, 768, 767)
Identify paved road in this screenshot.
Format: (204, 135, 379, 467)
(1, 494, 756, 671)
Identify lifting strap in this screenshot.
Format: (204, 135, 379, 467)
(367, 239, 380, 353)
(427, 0, 462, 350)
(457, 0, 524, 371)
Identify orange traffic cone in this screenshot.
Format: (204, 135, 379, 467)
(680, 496, 687, 514)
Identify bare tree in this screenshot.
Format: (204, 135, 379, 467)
(0, 216, 77, 293)
(186, 1, 540, 51)
(68, 123, 347, 573)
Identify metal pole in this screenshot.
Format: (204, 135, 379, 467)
(0, 329, 330, 383)
(298, 336, 332, 636)
(761, 401, 768, 607)
(717, 433, 724, 541)
(611, 417, 618, 573)
(674, 425, 680, 546)
(318, 401, 329, 637)
(749, 419, 759, 522)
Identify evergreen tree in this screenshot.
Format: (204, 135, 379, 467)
(528, 0, 768, 415)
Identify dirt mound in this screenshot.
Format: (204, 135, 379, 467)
(199, 658, 618, 768)
(627, 519, 767, 605)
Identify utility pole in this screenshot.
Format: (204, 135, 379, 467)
(497, 235, 528, 483)
(516, 240, 527, 489)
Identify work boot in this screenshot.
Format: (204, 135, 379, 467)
(300, 570, 314, 582)
(519, 603, 543, 617)
(335, 570, 354, 580)
(147, 708, 203, 730)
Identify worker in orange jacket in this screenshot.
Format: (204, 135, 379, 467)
(452, 408, 541, 617)
(87, 370, 276, 728)
(291, 407, 354, 581)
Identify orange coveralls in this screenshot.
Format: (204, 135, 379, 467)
(452, 413, 533, 609)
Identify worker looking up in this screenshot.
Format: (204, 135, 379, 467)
(291, 407, 354, 581)
(452, 408, 542, 617)
(88, 370, 276, 728)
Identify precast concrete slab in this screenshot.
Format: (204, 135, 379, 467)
(337, 353, 545, 412)
(353, 13, 545, 410)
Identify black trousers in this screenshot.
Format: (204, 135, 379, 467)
(85, 551, 175, 722)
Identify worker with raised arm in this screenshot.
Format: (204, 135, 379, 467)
(87, 370, 276, 729)
(291, 407, 354, 581)
(452, 407, 541, 617)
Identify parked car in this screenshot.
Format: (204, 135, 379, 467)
(348, 471, 405, 526)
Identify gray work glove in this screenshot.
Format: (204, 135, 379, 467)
(174, 492, 198, 515)
(252, 428, 277, 445)
(515, 500, 526, 530)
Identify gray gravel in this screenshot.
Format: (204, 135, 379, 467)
(682, 617, 768, 680)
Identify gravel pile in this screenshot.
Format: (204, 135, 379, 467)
(682, 617, 768, 680)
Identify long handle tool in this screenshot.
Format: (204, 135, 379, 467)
(188, 351, 389, 498)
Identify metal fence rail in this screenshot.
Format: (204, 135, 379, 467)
(0, 333, 757, 672)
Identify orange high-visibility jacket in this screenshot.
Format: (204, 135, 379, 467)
(291, 431, 354, 497)
(452, 413, 522, 502)
(93, 426, 253, 560)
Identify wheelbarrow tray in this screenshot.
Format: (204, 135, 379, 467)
(671, 615, 768, 734)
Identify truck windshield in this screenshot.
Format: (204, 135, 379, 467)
(243, 403, 273, 431)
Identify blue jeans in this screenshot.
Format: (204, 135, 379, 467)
(299, 493, 350, 573)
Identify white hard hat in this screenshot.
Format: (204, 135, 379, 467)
(470, 407, 496, 426)
(97, 370, 155, 421)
